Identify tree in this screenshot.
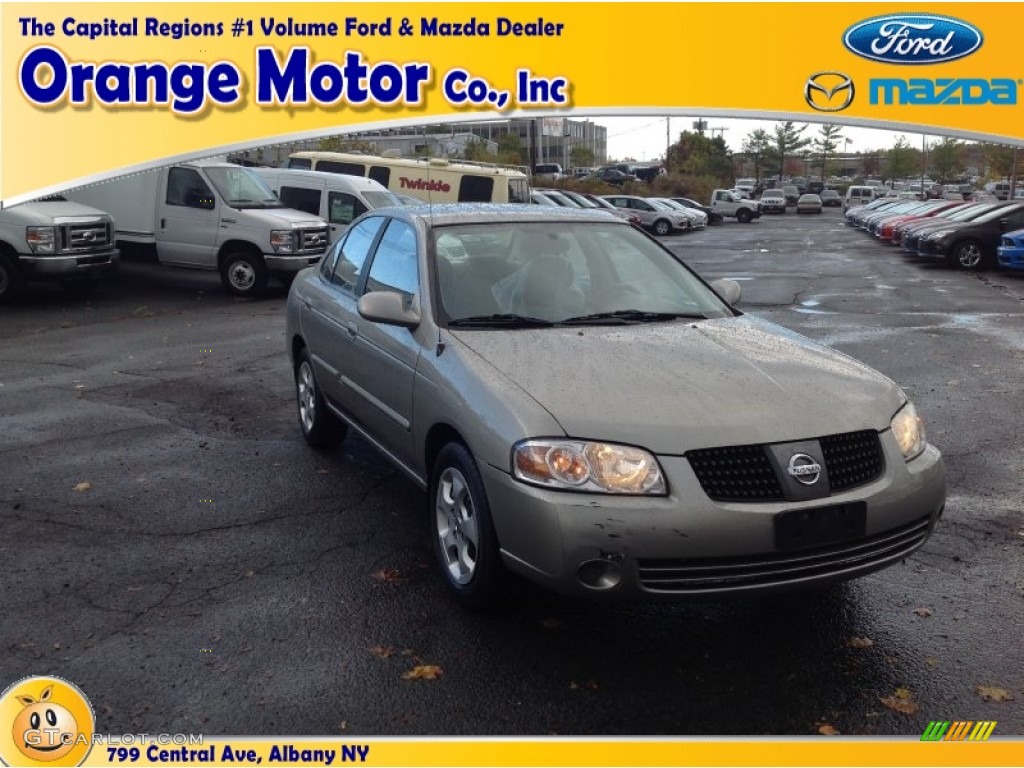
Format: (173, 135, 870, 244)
(884, 136, 919, 181)
(772, 121, 811, 179)
(741, 128, 775, 184)
(985, 144, 1015, 179)
(928, 137, 962, 182)
(462, 138, 493, 162)
(569, 145, 595, 169)
(666, 131, 733, 182)
(496, 133, 528, 166)
(811, 124, 844, 180)
(861, 152, 882, 178)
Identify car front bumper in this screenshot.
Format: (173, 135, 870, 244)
(19, 249, 119, 280)
(997, 243, 1024, 269)
(915, 238, 949, 260)
(265, 253, 325, 273)
(481, 433, 945, 599)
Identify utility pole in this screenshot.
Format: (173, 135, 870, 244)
(665, 117, 671, 172)
(1012, 146, 1019, 200)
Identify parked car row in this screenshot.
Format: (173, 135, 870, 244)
(531, 190, 716, 235)
(845, 196, 1024, 272)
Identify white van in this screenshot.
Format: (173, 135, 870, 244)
(253, 168, 404, 243)
(286, 151, 531, 205)
(844, 185, 879, 211)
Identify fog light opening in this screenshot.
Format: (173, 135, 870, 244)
(576, 559, 622, 591)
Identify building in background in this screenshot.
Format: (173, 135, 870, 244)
(227, 119, 607, 168)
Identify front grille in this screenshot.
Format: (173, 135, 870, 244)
(820, 430, 884, 492)
(688, 430, 884, 503)
(686, 445, 784, 502)
(636, 515, 932, 593)
(298, 227, 329, 254)
(60, 222, 111, 253)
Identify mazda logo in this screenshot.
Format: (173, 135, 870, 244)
(787, 453, 823, 486)
(805, 72, 855, 112)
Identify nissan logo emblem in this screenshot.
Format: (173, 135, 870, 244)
(805, 72, 855, 112)
(787, 453, 823, 486)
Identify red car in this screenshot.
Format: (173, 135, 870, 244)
(877, 201, 966, 243)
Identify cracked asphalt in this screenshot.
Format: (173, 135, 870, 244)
(1, 209, 1022, 736)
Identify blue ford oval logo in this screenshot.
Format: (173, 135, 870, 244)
(843, 14, 983, 64)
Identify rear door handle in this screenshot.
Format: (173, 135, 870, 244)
(344, 321, 358, 338)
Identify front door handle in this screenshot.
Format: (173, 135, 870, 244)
(344, 321, 358, 338)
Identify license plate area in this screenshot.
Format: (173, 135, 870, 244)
(774, 502, 867, 551)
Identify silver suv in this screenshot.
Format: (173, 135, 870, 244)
(600, 195, 691, 235)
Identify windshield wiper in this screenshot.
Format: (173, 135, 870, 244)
(448, 313, 556, 328)
(560, 309, 708, 325)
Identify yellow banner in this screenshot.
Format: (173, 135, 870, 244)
(2, 2, 1024, 203)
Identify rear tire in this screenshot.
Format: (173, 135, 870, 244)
(220, 250, 268, 297)
(0, 252, 25, 304)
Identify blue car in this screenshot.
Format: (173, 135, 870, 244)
(997, 227, 1024, 270)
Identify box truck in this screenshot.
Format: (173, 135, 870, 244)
(65, 161, 329, 297)
(0, 199, 118, 303)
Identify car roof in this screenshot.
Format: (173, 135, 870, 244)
(371, 203, 618, 227)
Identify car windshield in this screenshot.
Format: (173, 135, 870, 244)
(764, 191, 784, 198)
(204, 167, 283, 208)
(433, 222, 734, 325)
(364, 191, 405, 208)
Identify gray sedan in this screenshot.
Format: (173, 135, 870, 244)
(286, 205, 945, 608)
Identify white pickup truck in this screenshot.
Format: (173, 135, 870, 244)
(0, 200, 118, 303)
(66, 161, 329, 297)
(710, 189, 762, 223)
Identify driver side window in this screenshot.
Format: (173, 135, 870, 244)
(330, 217, 385, 292)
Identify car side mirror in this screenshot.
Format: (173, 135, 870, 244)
(999, 218, 1009, 232)
(710, 278, 742, 305)
(358, 290, 421, 329)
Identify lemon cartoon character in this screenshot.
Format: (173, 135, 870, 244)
(12, 685, 79, 762)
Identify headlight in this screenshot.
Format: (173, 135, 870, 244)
(512, 439, 666, 495)
(891, 401, 926, 461)
(26, 226, 56, 254)
(270, 230, 296, 254)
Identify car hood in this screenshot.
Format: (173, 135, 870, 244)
(449, 316, 903, 454)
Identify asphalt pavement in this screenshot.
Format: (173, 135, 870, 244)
(1, 208, 1022, 736)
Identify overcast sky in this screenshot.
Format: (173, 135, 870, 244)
(599, 117, 931, 162)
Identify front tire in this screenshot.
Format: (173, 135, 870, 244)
(220, 250, 268, 297)
(737, 209, 752, 224)
(430, 443, 502, 610)
(295, 348, 346, 448)
(653, 218, 672, 236)
(0, 252, 25, 304)
(949, 239, 985, 271)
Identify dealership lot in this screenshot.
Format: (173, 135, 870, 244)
(2, 209, 1022, 735)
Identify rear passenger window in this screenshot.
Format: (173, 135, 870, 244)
(332, 216, 384, 292)
(287, 158, 312, 170)
(365, 220, 418, 298)
(459, 176, 494, 203)
(279, 186, 321, 217)
(327, 192, 368, 226)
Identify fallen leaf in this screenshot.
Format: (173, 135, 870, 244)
(818, 724, 840, 736)
(880, 688, 919, 715)
(402, 665, 442, 681)
(541, 618, 564, 630)
(975, 685, 1014, 702)
(369, 645, 396, 659)
(372, 568, 406, 584)
(244, 570, 255, 578)
(925, 656, 939, 668)
(847, 637, 875, 649)
(73, 482, 92, 492)
(316, 468, 330, 474)
(913, 607, 933, 618)
(337, 721, 348, 731)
